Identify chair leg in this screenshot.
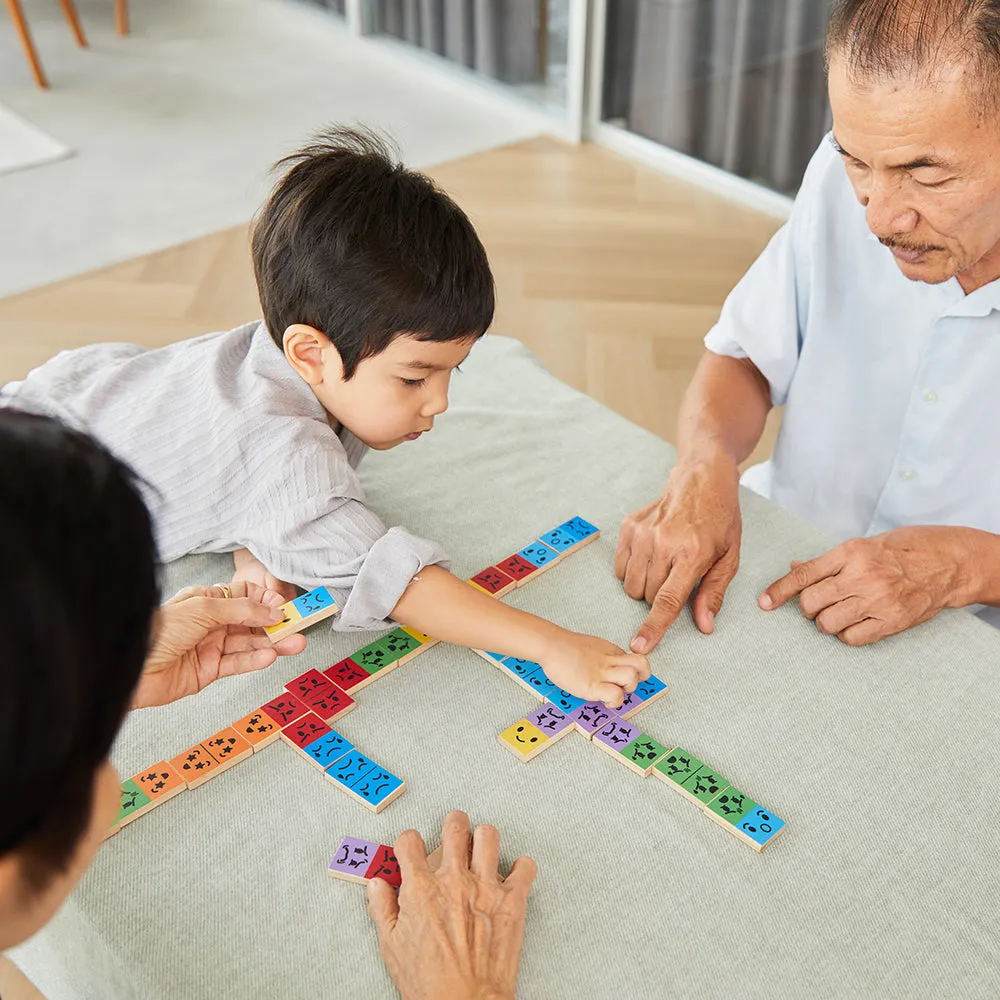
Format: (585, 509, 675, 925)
(3, 0, 48, 88)
(115, 0, 128, 36)
(57, 0, 88, 47)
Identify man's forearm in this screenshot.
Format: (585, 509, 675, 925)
(675, 351, 772, 469)
(391, 565, 566, 658)
(952, 527, 1000, 608)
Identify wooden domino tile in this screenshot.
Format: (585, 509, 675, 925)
(498, 656, 543, 694)
(538, 526, 584, 555)
(113, 779, 154, 830)
(592, 718, 642, 762)
(264, 586, 339, 642)
(495, 552, 540, 587)
(364, 844, 403, 886)
(328, 836, 380, 883)
(724, 804, 787, 852)
(350, 634, 408, 681)
(548, 689, 587, 714)
(516, 540, 561, 574)
(201, 727, 253, 770)
(348, 766, 406, 813)
(130, 760, 186, 807)
(617, 735, 671, 777)
(280, 712, 332, 757)
(301, 682, 355, 725)
(285, 668, 333, 702)
(380, 627, 425, 665)
(259, 694, 310, 728)
(472, 649, 506, 666)
(169, 744, 223, 789)
(301, 730, 354, 771)
(326, 750, 378, 793)
(497, 719, 551, 762)
(673, 764, 730, 807)
(569, 701, 619, 739)
(231, 709, 282, 751)
(652, 747, 703, 791)
(468, 566, 517, 598)
(559, 516, 600, 546)
(323, 657, 372, 693)
(539, 517, 601, 557)
(400, 625, 439, 651)
(526, 703, 576, 741)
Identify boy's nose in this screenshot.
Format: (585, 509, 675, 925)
(422, 390, 449, 417)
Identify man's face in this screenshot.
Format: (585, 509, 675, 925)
(828, 53, 1000, 287)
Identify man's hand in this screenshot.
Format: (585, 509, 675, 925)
(133, 582, 306, 708)
(616, 452, 742, 652)
(758, 525, 978, 646)
(232, 547, 298, 602)
(367, 811, 537, 1000)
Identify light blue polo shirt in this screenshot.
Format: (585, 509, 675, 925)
(707, 135, 1000, 556)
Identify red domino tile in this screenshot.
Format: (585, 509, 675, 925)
(470, 566, 516, 595)
(260, 694, 310, 727)
(364, 845, 402, 888)
(285, 668, 334, 701)
(496, 553, 538, 583)
(323, 657, 371, 692)
(280, 711, 331, 749)
(302, 682, 355, 723)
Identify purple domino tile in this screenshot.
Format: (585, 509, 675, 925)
(594, 718, 640, 752)
(569, 701, 620, 738)
(328, 836, 380, 880)
(527, 702, 574, 736)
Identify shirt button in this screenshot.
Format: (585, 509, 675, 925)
(924, 390, 938, 403)
(900, 468, 916, 481)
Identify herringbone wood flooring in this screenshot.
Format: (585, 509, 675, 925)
(0, 136, 783, 464)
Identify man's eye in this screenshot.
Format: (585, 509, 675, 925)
(401, 377, 426, 387)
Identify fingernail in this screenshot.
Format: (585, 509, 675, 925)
(705, 611, 715, 632)
(758, 593, 773, 610)
(630, 637, 648, 653)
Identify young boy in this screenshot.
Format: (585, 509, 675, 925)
(1, 126, 649, 705)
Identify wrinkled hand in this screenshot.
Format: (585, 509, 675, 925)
(367, 811, 537, 1000)
(133, 582, 306, 708)
(616, 453, 741, 652)
(758, 526, 973, 646)
(539, 632, 650, 709)
(232, 547, 298, 603)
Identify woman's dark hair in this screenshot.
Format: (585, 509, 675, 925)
(0, 410, 159, 886)
(251, 125, 495, 379)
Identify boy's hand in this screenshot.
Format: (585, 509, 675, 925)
(539, 633, 650, 708)
(231, 547, 298, 603)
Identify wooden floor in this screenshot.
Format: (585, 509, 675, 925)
(0, 136, 782, 464)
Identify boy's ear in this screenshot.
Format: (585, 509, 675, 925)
(283, 325, 344, 385)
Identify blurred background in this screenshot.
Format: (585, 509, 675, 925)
(0, 0, 833, 476)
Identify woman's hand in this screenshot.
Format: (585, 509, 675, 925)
(133, 582, 306, 709)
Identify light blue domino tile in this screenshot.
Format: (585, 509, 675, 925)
(292, 585, 337, 617)
(635, 674, 668, 700)
(303, 730, 354, 769)
(483, 651, 505, 661)
(526, 671, 558, 697)
(352, 767, 404, 808)
(326, 750, 377, 789)
(559, 516, 599, 540)
(736, 806, 786, 848)
(518, 541, 559, 568)
(550, 689, 586, 714)
(539, 527, 578, 553)
(501, 657, 541, 683)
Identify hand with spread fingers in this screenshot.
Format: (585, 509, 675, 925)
(758, 525, 991, 646)
(367, 810, 538, 1000)
(133, 581, 307, 708)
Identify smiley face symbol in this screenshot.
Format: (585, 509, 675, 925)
(514, 726, 539, 745)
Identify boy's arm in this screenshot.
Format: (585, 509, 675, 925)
(391, 566, 649, 707)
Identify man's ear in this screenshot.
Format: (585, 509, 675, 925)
(283, 325, 344, 385)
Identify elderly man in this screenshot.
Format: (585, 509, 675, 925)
(616, 0, 1000, 653)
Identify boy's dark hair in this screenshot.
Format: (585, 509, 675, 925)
(826, 0, 1000, 111)
(0, 411, 159, 888)
(251, 126, 495, 379)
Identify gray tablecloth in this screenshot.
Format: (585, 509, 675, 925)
(12, 336, 1000, 999)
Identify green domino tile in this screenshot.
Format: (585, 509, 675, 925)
(680, 765, 730, 805)
(705, 787, 757, 825)
(621, 735, 670, 767)
(115, 779, 152, 825)
(351, 635, 406, 674)
(653, 748, 703, 786)
(381, 627, 421, 656)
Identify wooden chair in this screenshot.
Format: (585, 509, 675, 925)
(4, 0, 129, 89)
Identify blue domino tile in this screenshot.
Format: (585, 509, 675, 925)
(549, 689, 586, 714)
(303, 730, 354, 769)
(501, 656, 541, 683)
(539, 527, 578, 552)
(352, 767, 404, 808)
(527, 671, 558, 697)
(736, 806, 786, 849)
(483, 650, 505, 661)
(291, 586, 337, 617)
(326, 750, 376, 788)
(634, 674, 667, 701)
(559, 516, 599, 541)
(518, 541, 559, 568)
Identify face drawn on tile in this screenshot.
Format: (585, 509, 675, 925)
(496, 553, 537, 581)
(291, 586, 336, 617)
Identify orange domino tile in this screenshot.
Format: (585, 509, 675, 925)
(231, 709, 282, 751)
(202, 727, 254, 768)
(169, 744, 222, 789)
(130, 760, 186, 806)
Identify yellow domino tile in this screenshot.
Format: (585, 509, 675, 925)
(401, 625, 436, 645)
(497, 720, 550, 762)
(263, 601, 303, 638)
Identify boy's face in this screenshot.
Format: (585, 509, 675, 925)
(316, 334, 477, 450)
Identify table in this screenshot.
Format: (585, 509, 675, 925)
(13, 336, 1000, 999)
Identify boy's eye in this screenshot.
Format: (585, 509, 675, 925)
(401, 377, 426, 388)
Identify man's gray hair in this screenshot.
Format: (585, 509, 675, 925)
(826, 0, 1000, 110)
